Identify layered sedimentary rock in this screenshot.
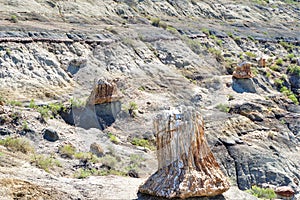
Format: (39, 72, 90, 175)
(232, 62, 254, 79)
(139, 108, 230, 199)
(87, 78, 122, 105)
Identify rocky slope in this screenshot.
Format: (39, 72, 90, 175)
(0, 0, 300, 199)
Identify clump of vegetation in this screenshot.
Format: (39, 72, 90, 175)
(74, 168, 126, 179)
(10, 15, 18, 23)
(208, 48, 223, 62)
(22, 120, 29, 131)
(37, 106, 51, 119)
(125, 154, 145, 172)
(126, 102, 138, 118)
(280, 86, 299, 104)
(201, 28, 210, 35)
(247, 185, 276, 199)
(70, 98, 85, 108)
(59, 144, 76, 158)
(48, 102, 65, 117)
(182, 36, 203, 55)
(269, 65, 280, 72)
(150, 18, 167, 29)
(215, 104, 230, 113)
(131, 137, 155, 150)
(29, 99, 37, 109)
(107, 132, 120, 144)
(275, 58, 283, 66)
(0, 137, 34, 154)
(245, 51, 257, 58)
(7, 100, 22, 107)
(287, 65, 300, 76)
(74, 152, 99, 163)
(279, 40, 295, 52)
(74, 168, 96, 179)
(32, 154, 61, 172)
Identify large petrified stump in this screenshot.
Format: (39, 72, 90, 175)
(139, 108, 230, 199)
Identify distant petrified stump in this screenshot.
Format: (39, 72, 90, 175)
(232, 62, 254, 79)
(139, 108, 230, 199)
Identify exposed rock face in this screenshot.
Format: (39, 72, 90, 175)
(232, 78, 257, 93)
(139, 108, 230, 199)
(87, 79, 122, 105)
(233, 62, 254, 79)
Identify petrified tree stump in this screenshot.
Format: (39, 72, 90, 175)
(139, 108, 230, 199)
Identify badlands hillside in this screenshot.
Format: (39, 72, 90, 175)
(0, 0, 299, 199)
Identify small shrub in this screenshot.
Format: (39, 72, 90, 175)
(265, 71, 271, 78)
(127, 102, 138, 118)
(216, 104, 230, 113)
(166, 26, 178, 34)
(59, 144, 76, 158)
(247, 36, 255, 41)
(10, 15, 18, 23)
(31, 154, 61, 172)
(0, 137, 34, 154)
(247, 185, 276, 199)
(287, 53, 295, 59)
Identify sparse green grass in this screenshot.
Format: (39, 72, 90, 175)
(182, 36, 202, 54)
(31, 154, 61, 172)
(99, 154, 118, 169)
(247, 185, 276, 199)
(287, 53, 295, 60)
(216, 104, 230, 113)
(274, 78, 284, 88)
(48, 102, 65, 116)
(126, 102, 138, 118)
(0, 137, 34, 154)
(7, 100, 22, 107)
(74, 168, 126, 179)
(279, 41, 295, 51)
(22, 120, 29, 131)
(59, 144, 76, 158)
(166, 26, 178, 34)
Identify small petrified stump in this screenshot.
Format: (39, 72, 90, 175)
(87, 78, 122, 105)
(232, 62, 254, 79)
(275, 186, 295, 199)
(139, 108, 230, 199)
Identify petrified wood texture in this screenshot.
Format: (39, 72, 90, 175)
(232, 62, 254, 79)
(139, 109, 230, 199)
(87, 78, 122, 105)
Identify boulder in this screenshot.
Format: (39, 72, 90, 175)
(89, 142, 104, 157)
(232, 78, 257, 93)
(42, 128, 59, 142)
(139, 108, 230, 198)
